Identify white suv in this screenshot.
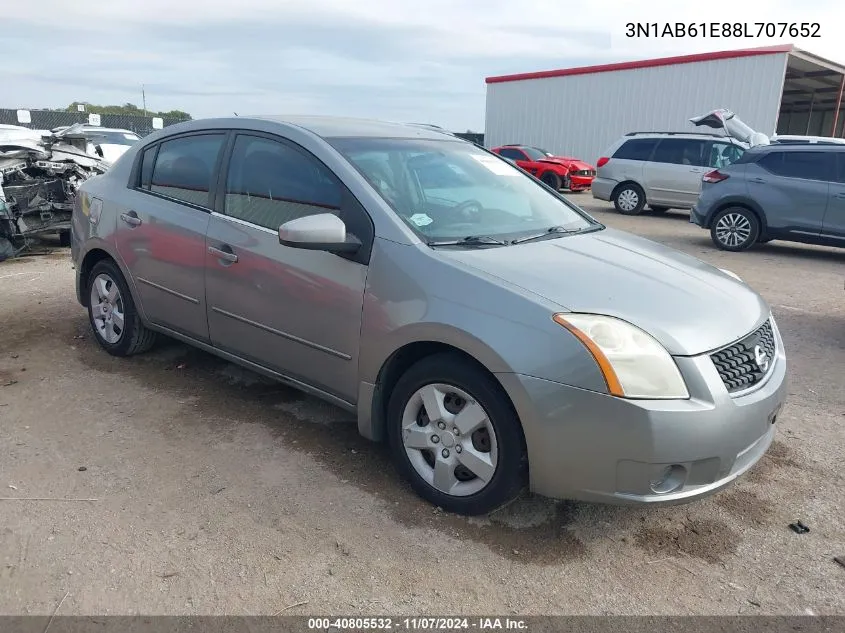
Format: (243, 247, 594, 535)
(591, 132, 747, 215)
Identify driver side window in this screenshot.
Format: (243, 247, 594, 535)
(498, 148, 527, 161)
(224, 134, 342, 230)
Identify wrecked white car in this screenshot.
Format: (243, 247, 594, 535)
(0, 125, 109, 260)
(50, 124, 141, 163)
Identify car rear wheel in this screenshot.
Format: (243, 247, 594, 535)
(87, 259, 157, 356)
(613, 183, 646, 215)
(386, 353, 526, 516)
(541, 171, 562, 191)
(710, 207, 760, 251)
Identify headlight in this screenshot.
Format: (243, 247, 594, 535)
(553, 313, 689, 399)
(719, 268, 742, 281)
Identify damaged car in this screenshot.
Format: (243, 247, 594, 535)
(50, 124, 141, 164)
(0, 125, 109, 259)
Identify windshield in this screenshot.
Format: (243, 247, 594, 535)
(84, 130, 140, 146)
(330, 138, 597, 243)
(521, 147, 548, 160)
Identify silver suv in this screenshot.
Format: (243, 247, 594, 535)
(692, 143, 845, 251)
(592, 132, 747, 215)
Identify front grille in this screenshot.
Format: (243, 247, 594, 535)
(710, 319, 776, 393)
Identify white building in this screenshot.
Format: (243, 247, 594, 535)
(484, 44, 845, 164)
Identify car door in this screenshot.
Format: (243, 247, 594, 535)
(748, 150, 831, 239)
(642, 138, 708, 207)
(204, 132, 373, 403)
(116, 131, 226, 340)
(822, 153, 845, 244)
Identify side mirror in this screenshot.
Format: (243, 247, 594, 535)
(278, 213, 361, 253)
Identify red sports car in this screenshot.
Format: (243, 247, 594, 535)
(491, 144, 595, 192)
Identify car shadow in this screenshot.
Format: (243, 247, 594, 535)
(685, 236, 845, 263)
(58, 311, 800, 567)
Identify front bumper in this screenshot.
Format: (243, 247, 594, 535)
(568, 175, 594, 191)
(497, 320, 787, 505)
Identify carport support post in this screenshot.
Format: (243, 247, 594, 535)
(806, 92, 815, 135)
(832, 74, 845, 137)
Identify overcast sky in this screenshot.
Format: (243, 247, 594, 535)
(4, 0, 844, 130)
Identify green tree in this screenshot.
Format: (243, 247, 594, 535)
(61, 102, 192, 120)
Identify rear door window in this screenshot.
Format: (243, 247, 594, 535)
(612, 138, 657, 161)
(835, 154, 845, 183)
(759, 151, 833, 181)
(149, 134, 226, 207)
(650, 138, 707, 166)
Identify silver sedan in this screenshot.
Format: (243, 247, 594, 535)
(70, 116, 787, 515)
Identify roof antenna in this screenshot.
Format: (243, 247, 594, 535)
(234, 112, 238, 116)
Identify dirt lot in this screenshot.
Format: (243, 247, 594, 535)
(1, 198, 843, 616)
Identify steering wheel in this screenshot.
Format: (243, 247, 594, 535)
(453, 199, 484, 221)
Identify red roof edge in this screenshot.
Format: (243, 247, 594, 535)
(485, 44, 795, 84)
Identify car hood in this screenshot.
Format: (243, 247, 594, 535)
(438, 228, 769, 356)
(539, 157, 594, 170)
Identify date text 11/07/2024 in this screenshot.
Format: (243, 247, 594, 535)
(625, 22, 821, 38)
(307, 617, 527, 630)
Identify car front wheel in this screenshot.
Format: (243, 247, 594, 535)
(710, 207, 760, 251)
(386, 353, 526, 515)
(86, 259, 157, 356)
(613, 183, 646, 215)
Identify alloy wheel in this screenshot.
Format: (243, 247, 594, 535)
(715, 212, 752, 248)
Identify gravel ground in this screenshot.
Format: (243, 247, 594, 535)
(0, 198, 843, 616)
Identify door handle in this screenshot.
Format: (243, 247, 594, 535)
(750, 177, 766, 184)
(120, 212, 142, 227)
(836, 192, 845, 199)
(208, 245, 238, 264)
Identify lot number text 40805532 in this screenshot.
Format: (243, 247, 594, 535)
(625, 22, 821, 38)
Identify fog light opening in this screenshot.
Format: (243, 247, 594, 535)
(649, 464, 687, 494)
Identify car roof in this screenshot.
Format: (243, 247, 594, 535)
(160, 116, 460, 141)
(82, 127, 138, 134)
(622, 132, 734, 141)
(744, 142, 845, 154)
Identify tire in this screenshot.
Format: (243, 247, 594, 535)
(86, 259, 157, 356)
(612, 183, 646, 215)
(710, 207, 760, 252)
(540, 171, 562, 191)
(649, 206, 669, 214)
(59, 230, 71, 247)
(386, 353, 526, 515)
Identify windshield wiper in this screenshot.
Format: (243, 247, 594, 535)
(428, 235, 508, 247)
(510, 226, 577, 245)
